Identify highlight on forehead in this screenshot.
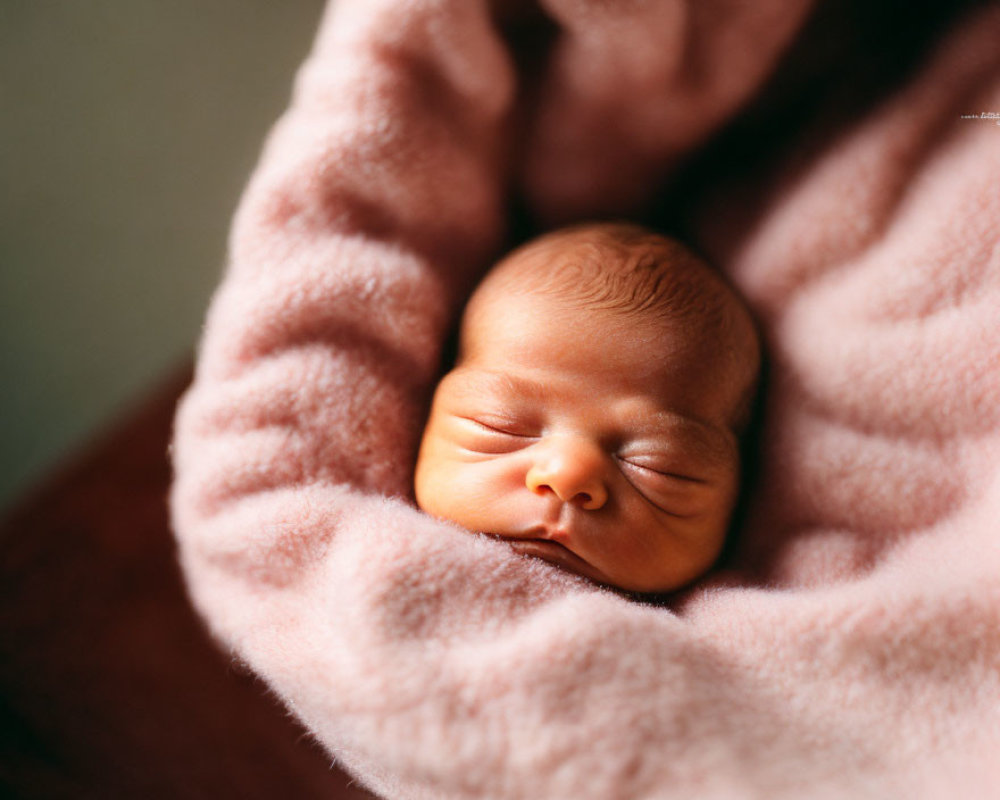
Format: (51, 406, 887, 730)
(483, 222, 731, 326)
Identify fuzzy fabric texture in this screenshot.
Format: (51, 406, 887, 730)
(171, 1, 1000, 797)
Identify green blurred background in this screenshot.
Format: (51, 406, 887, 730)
(1, 1, 326, 510)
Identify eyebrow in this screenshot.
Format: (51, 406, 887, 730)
(444, 369, 547, 403)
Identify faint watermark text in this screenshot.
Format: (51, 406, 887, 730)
(960, 111, 1000, 126)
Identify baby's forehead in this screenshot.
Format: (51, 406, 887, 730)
(459, 224, 762, 432)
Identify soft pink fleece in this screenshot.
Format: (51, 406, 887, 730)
(171, 1, 1000, 797)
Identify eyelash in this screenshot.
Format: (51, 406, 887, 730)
(616, 457, 704, 485)
(462, 417, 537, 438)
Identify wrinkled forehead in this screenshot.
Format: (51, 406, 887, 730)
(468, 227, 752, 353)
(463, 239, 743, 360)
(457, 227, 762, 430)
(461, 287, 717, 381)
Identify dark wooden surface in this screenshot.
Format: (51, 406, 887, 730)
(0, 366, 376, 799)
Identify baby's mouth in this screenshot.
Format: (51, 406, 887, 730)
(498, 535, 593, 580)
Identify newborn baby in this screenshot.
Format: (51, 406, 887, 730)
(415, 223, 761, 593)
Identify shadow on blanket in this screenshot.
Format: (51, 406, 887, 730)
(0, 367, 374, 799)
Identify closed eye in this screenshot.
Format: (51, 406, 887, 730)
(448, 416, 540, 455)
(459, 416, 537, 438)
(615, 457, 711, 518)
(616, 457, 707, 485)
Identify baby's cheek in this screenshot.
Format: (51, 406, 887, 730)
(413, 437, 468, 520)
(462, 460, 532, 530)
(416, 451, 526, 533)
(596, 494, 728, 591)
(648, 515, 728, 586)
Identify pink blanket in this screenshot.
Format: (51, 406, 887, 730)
(171, 1, 1000, 796)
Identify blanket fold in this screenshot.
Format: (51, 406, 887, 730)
(171, 1, 1000, 797)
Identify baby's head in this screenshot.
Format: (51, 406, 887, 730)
(415, 222, 760, 594)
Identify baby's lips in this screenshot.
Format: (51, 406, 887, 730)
(489, 528, 615, 588)
(504, 538, 583, 573)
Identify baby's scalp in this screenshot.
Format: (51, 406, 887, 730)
(476, 223, 726, 320)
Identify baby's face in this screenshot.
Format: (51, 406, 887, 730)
(415, 282, 747, 594)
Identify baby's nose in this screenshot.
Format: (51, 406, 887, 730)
(526, 436, 608, 510)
